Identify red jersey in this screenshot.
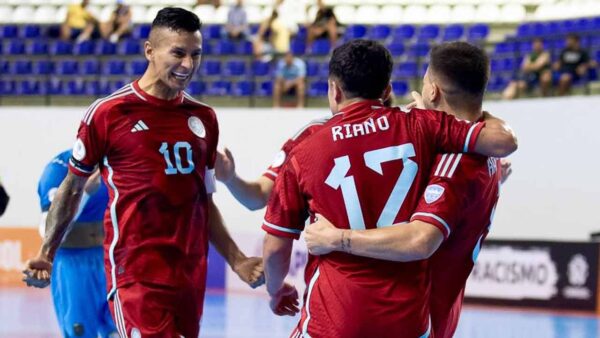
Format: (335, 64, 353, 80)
(262, 116, 330, 181)
(411, 154, 501, 338)
(262, 100, 485, 338)
(68, 81, 219, 300)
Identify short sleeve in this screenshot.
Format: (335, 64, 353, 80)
(262, 157, 308, 239)
(68, 101, 109, 177)
(38, 160, 68, 212)
(410, 154, 470, 239)
(416, 109, 485, 154)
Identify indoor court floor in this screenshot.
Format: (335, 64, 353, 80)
(1, 288, 598, 338)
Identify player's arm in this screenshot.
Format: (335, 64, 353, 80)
(207, 195, 264, 288)
(474, 112, 518, 158)
(263, 233, 299, 316)
(305, 216, 443, 262)
(216, 148, 273, 210)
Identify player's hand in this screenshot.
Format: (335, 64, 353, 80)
(500, 159, 512, 184)
(215, 148, 236, 184)
(22, 255, 52, 288)
(305, 214, 341, 256)
(233, 256, 265, 289)
(405, 91, 425, 110)
(268, 283, 299, 316)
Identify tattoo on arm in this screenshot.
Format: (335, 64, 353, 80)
(340, 230, 352, 254)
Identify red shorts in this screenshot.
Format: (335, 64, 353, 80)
(109, 281, 204, 338)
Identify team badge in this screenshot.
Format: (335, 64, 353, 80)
(72, 138, 86, 161)
(271, 151, 286, 168)
(424, 184, 445, 204)
(188, 116, 206, 138)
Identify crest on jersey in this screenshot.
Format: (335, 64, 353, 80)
(72, 138, 86, 161)
(188, 116, 206, 138)
(424, 184, 445, 204)
(271, 151, 286, 168)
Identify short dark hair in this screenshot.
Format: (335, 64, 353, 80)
(329, 39, 393, 100)
(429, 42, 489, 100)
(567, 33, 580, 42)
(152, 7, 202, 33)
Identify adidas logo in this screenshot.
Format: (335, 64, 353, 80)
(131, 120, 149, 132)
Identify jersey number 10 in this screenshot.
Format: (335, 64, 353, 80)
(325, 143, 418, 229)
(159, 141, 195, 175)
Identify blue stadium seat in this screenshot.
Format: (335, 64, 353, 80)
(392, 25, 416, 40)
(468, 24, 489, 42)
(296, 26, 307, 40)
(206, 81, 232, 95)
(215, 40, 236, 55)
(443, 24, 464, 42)
(251, 61, 271, 77)
(30, 39, 48, 55)
(108, 79, 127, 92)
(394, 61, 418, 78)
(487, 75, 509, 92)
(419, 62, 428, 77)
(596, 50, 600, 63)
(417, 25, 440, 41)
(204, 25, 222, 40)
(559, 19, 577, 34)
(290, 38, 306, 55)
(406, 43, 430, 58)
(345, 25, 368, 39)
(82, 60, 100, 75)
(66, 80, 86, 95)
(18, 80, 42, 95)
(369, 25, 391, 40)
(105, 60, 127, 75)
(98, 41, 117, 55)
(236, 40, 253, 56)
(318, 62, 329, 77)
(187, 81, 205, 95)
(0, 43, 3, 55)
(121, 39, 141, 55)
(387, 42, 405, 57)
(14, 60, 32, 75)
(58, 60, 79, 75)
(202, 41, 213, 55)
(1, 25, 18, 39)
(130, 60, 147, 76)
(233, 81, 254, 96)
(132, 24, 151, 39)
(575, 18, 593, 32)
(593, 17, 600, 30)
(45, 79, 64, 95)
(0, 60, 8, 74)
(224, 60, 246, 76)
(85, 80, 110, 96)
(8, 40, 26, 55)
(308, 81, 328, 96)
(392, 80, 409, 96)
(46, 25, 61, 39)
(35, 60, 55, 75)
(74, 40, 96, 55)
(542, 22, 560, 36)
(494, 42, 517, 55)
(200, 60, 221, 76)
(519, 41, 533, 54)
(51, 41, 73, 55)
(21, 25, 41, 38)
(0, 80, 16, 95)
(256, 81, 273, 96)
(306, 61, 319, 77)
(311, 39, 330, 55)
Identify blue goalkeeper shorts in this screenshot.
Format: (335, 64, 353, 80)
(51, 247, 117, 338)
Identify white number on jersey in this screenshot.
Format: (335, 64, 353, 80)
(159, 141, 195, 175)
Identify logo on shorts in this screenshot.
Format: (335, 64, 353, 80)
(188, 116, 206, 138)
(72, 138, 86, 161)
(131, 328, 141, 338)
(271, 151, 286, 168)
(424, 184, 444, 204)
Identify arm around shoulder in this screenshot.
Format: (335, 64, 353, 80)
(474, 112, 518, 158)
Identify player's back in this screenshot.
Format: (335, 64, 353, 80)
(428, 155, 500, 338)
(289, 100, 483, 338)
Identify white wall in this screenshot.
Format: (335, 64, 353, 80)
(0, 96, 599, 241)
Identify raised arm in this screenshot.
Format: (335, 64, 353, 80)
(474, 112, 518, 158)
(207, 196, 264, 288)
(215, 148, 274, 210)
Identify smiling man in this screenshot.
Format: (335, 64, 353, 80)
(24, 7, 263, 338)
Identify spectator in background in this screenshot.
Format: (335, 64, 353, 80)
(273, 51, 306, 108)
(253, 10, 291, 61)
(225, 0, 249, 41)
(307, 0, 341, 49)
(0, 178, 9, 217)
(100, 0, 132, 43)
(546, 34, 595, 96)
(61, 0, 99, 42)
(503, 38, 551, 99)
